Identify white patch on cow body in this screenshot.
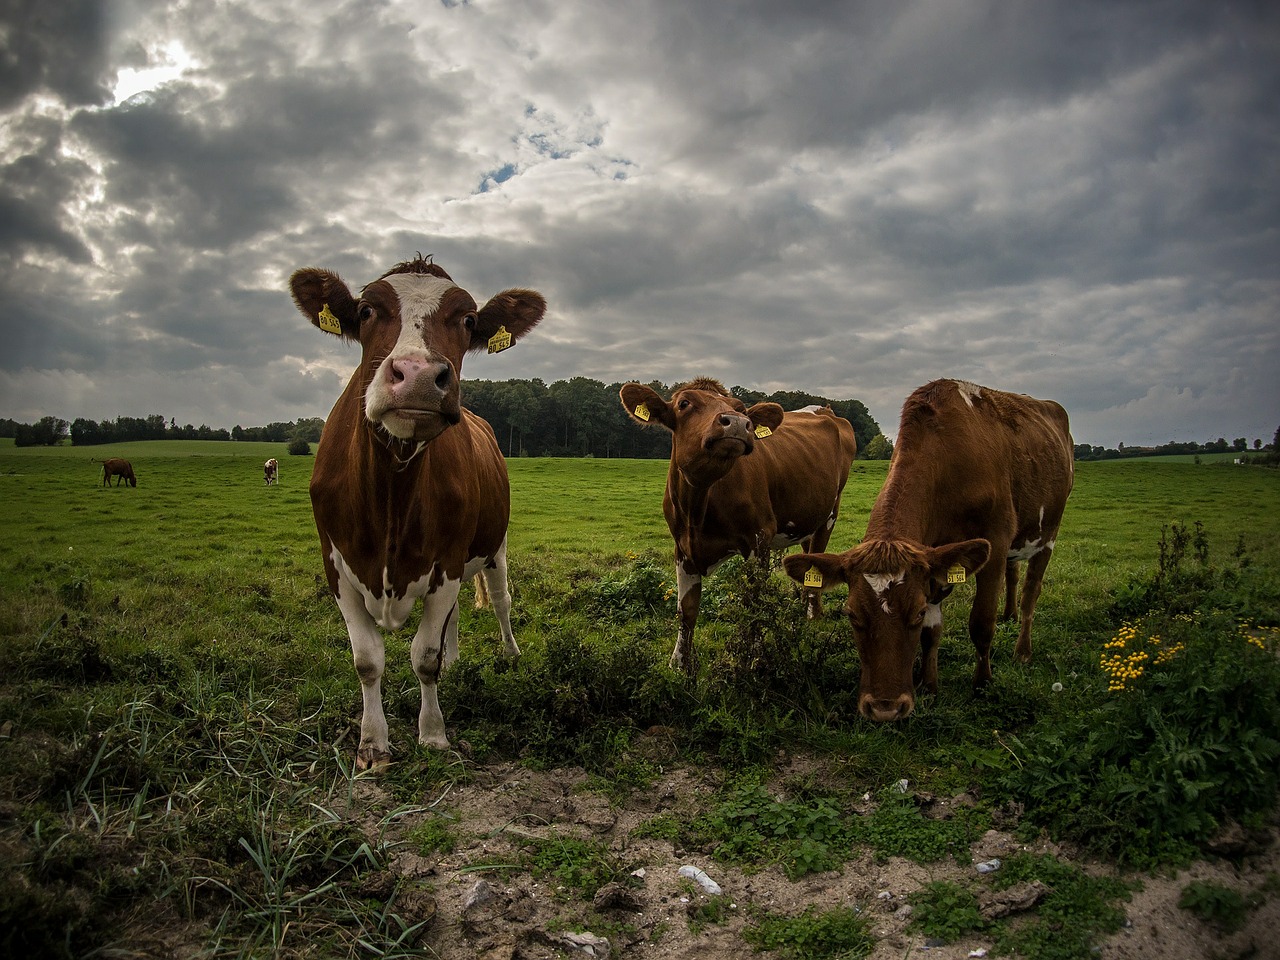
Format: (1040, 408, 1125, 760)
(1007, 539, 1045, 561)
(956, 381, 982, 407)
(330, 544, 431, 630)
(793, 404, 824, 414)
(924, 603, 942, 629)
(1039, 505, 1045, 528)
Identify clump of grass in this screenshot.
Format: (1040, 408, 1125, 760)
(1178, 879, 1260, 933)
(908, 881, 988, 941)
(517, 833, 637, 901)
(743, 905, 874, 960)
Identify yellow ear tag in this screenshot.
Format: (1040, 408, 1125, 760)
(317, 303, 343, 335)
(803, 566, 824, 589)
(754, 424, 773, 439)
(947, 565, 966, 585)
(487, 325, 513, 354)
(633, 402, 650, 422)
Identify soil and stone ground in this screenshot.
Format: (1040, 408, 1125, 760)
(340, 752, 1280, 960)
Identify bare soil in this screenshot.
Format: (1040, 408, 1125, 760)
(351, 753, 1280, 960)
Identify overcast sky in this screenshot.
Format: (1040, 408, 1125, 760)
(2, 0, 1277, 449)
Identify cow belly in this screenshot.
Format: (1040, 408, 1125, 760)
(330, 544, 438, 630)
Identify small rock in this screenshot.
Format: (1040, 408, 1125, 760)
(463, 879, 496, 911)
(678, 864, 723, 896)
(979, 880, 1050, 920)
(560, 930, 611, 957)
(975, 858, 1001, 874)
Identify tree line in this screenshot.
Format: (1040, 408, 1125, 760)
(460, 377, 885, 459)
(0, 379, 885, 459)
(1074, 429, 1279, 462)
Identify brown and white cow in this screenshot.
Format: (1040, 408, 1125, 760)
(783, 379, 1073, 720)
(264, 458, 278, 485)
(289, 255, 545, 767)
(102, 458, 137, 487)
(621, 379, 857, 675)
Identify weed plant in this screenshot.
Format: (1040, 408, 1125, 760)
(743, 905, 875, 960)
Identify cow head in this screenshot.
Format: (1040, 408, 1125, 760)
(620, 379, 785, 488)
(290, 256, 545, 443)
(783, 538, 990, 720)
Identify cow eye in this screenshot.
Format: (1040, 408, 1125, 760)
(909, 607, 927, 628)
(677, 399, 691, 411)
(358, 304, 374, 322)
(463, 313, 477, 331)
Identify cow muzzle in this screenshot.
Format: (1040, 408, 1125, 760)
(367, 355, 461, 441)
(704, 413, 755, 457)
(858, 692, 914, 722)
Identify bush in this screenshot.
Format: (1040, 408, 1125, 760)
(287, 437, 311, 456)
(1002, 523, 1280, 866)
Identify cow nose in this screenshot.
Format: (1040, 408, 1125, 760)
(388, 357, 453, 397)
(859, 693, 914, 721)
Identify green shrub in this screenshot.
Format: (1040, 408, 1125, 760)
(744, 906, 874, 960)
(1178, 880, 1259, 933)
(908, 881, 987, 941)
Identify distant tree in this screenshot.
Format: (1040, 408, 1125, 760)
(0, 417, 17, 438)
(1233, 438, 1247, 452)
(288, 436, 311, 456)
(862, 433, 893, 460)
(14, 416, 67, 446)
(1255, 438, 1262, 450)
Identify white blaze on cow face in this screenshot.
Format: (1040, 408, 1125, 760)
(864, 571, 905, 614)
(363, 274, 460, 438)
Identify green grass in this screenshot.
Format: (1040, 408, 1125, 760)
(1, 443, 1278, 958)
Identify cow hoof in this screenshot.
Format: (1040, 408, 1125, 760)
(355, 747, 393, 772)
(419, 733, 451, 751)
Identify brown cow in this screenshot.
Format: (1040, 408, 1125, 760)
(101, 458, 137, 487)
(290, 255, 545, 767)
(264, 458, 278, 485)
(621, 379, 857, 675)
(783, 379, 1073, 720)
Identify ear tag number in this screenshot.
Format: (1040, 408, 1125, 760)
(317, 304, 342, 334)
(803, 567, 824, 588)
(633, 402, 650, 422)
(487, 325, 513, 354)
(947, 565, 966, 585)
(754, 424, 773, 439)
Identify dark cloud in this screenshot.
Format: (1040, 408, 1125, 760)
(0, 0, 1276, 448)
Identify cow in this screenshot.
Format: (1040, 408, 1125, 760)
(101, 458, 137, 487)
(782, 379, 1073, 721)
(264, 458, 278, 485)
(289, 254, 545, 768)
(620, 378, 857, 675)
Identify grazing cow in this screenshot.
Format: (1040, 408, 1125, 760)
(101, 458, 137, 488)
(783, 379, 1073, 720)
(621, 379, 857, 675)
(290, 255, 544, 768)
(264, 458, 278, 485)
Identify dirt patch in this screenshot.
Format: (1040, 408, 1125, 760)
(353, 759, 1280, 960)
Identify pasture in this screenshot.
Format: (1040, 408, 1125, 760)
(1, 442, 1278, 959)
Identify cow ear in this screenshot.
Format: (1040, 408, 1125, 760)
(620, 384, 674, 430)
(746, 402, 785, 436)
(926, 539, 991, 583)
(782, 552, 850, 591)
(290, 268, 359, 339)
(471, 288, 547, 354)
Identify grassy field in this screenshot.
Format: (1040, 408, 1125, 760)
(1, 442, 1278, 958)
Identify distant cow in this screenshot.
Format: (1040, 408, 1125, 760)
(621, 379, 857, 675)
(101, 458, 137, 488)
(264, 458, 278, 485)
(290, 254, 545, 768)
(783, 379, 1073, 720)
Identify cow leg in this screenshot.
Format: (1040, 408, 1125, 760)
(915, 602, 944, 693)
(672, 559, 702, 676)
(333, 583, 392, 771)
(1013, 545, 1054, 663)
(479, 541, 520, 659)
(968, 562, 1003, 690)
(1000, 559, 1019, 621)
(411, 580, 463, 750)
